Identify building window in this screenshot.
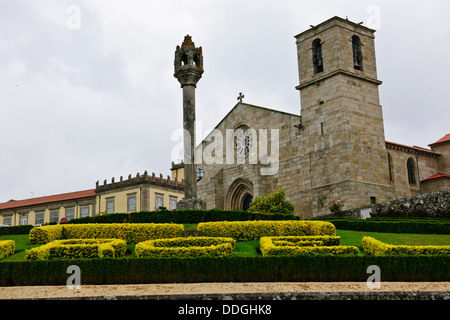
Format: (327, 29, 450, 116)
(50, 211, 59, 222)
(312, 38, 324, 73)
(370, 197, 377, 206)
(352, 35, 363, 70)
(387, 153, 393, 182)
(106, 198, 115, 214)
(80, 206, 89, 218)
(407, 158, 416, 184)
(65, 208, 74, 221)
(127, 194, 137, 212)
(320, 122, 324, 135)
(20, 215, 28, 225)
(155, 193, 164, 210)
(35, 212, 44, 225)
(3, 217, 11, 226)
(169, 196, 178, 210)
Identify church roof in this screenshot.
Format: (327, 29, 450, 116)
(429, 134, 450, 147)
(0, 189, 96, 211)
(422, 172, 450, 182)
(385, 141, 439, 156)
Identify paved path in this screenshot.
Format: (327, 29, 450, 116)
(1, 282, 449, 299)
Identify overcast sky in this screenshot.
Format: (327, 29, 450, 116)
(1, 0, 449, 202)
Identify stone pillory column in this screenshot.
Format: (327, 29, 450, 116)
(174, 35, 206, 210)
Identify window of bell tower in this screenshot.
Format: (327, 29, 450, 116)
(312, 38, 323, 74)
(352, 35, 363, 71)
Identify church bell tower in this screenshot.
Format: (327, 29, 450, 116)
(294, 16, 392, 211)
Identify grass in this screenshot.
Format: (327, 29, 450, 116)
(1, 227, 449, 262)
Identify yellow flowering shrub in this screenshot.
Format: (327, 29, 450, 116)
(197, 220, 336, 241)
(29, 223, 184, 244)
(135, 237, 236, 258)
(25, 239, 127, 260)
(260, 236, 359, 256)
(0, 240, 15, 260)
(362, 236, 450, 256)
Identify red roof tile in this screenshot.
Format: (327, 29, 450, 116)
(422, 172, 450, 182)
(429, 134, 450, 147)
(385, 141, 438, 155)
(0, 189, 96, 211)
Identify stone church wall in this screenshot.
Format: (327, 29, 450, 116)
(370, 188, 450, 217)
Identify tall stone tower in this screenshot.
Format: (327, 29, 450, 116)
(174, 35, 207, 210)
(294, 17, 393, 212)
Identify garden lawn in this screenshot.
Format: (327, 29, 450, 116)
(337, 229, 450, 251)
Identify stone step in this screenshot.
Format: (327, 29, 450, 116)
(183, 230, 199, 237)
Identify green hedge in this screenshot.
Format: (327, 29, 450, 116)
(135, 237, 236, 258)
(0, 255, 448, 286)
(325, 218, 450, 234)
(64, 209, 299, 225)
(0, 225, 34, 235)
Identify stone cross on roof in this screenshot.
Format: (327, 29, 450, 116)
(237, 92, 245, 103)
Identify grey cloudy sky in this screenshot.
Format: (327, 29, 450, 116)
(1, 0, 449, 202)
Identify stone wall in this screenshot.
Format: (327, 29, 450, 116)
(370, 189, 450, 217)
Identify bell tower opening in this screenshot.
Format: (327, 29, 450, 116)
(352, 35, 363, 70)
(312, 38, 324, 74)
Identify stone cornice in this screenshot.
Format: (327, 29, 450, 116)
(96, 172, 184, 193)
(296, 68, 382, 90)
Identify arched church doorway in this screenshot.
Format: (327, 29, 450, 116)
(243, 194, 253, 211)
(226, 178, 254, 211)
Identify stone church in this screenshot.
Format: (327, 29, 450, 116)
(191, 16, 450, 217)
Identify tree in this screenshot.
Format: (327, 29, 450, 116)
(248, 189, 294, 215)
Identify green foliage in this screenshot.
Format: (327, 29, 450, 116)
(0, 225, 34, 236)
(362, 236, 450, 256)
(324, 218, 450, 234)
(260, 236, 359, 256)
(247, 189, 294, 215)
(29, 223, 184, 245)
(0, 240, 15, 260)
(197, 220, 336, 241)
(0, 255, 449, 286)
(25, 239, 127, 260)
(135, 237, 236, 258)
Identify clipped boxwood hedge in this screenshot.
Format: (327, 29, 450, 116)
(0, 255, 449, 286)
(135, 237, 236, 258)
(197, 220, 336, 241)
(29, 223, 184, 244)
(260, 236, 359, 256)
(324, 218, 450, 234)
(362, 236, 450, 256)
(25, 239, 127, 260)
(0, 240, 15, 260)
(64, 209, 299, 225)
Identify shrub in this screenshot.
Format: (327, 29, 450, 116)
(25, 239, 127, 260)
(29, 223, 184, 244)
(0, 240, 15, 260)
(135, 237, 236, 258)
(362, 236, 450, 256)
(325, 218, 450, 234)
(248, 189, 294, 215)
(328, 200, 344, 215)
(260, 236, 359, 256)
(197, 220, 336, 241)
(0, 225, 34, 236)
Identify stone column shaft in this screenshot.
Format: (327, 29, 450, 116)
(182, 84, 197, 199)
